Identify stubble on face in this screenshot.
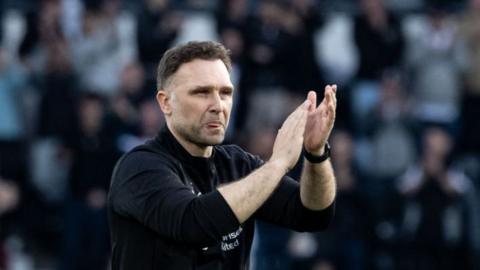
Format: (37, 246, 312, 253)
(172, 110, 225, 147)
(166, 59, 232, 150)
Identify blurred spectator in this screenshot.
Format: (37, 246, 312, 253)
(364, 71, 416, 180)
(35, 26, 78, 140)
(243, 0, 295, 90)
(1, 0, 479, 268)
(107, 93, 139, 144)
(406, 5, 467, 132)
(354, 0, 405, 80)
(0, 176, 20, 269)
(19, 0, 67, 77)
(351, 0, 405, 136)
(135, 98, 164, 137)
(281, 0, 325, 95)
(218, 25, 246, 137)
(309, 129, 371, 270)
(458, 0, 480, 154)
(17, 0, 75, 195)
(241, 0, 304, 133)
(354, 72, 418, 268)
(105, 61, 154, 152)
(215, 0, 248, 134)
(58, 93, 119, 270)
(216, 0, 248, 32)
(116, 98, 164, 152)
(0, 179, 20, 220)
(396, 127, 478, 270)
(117, 61, 149, 106)
(0, 46, 28, 181)
(21, 3, 76, 257)
(172, 5, 218, 44)
(15, 0, 77, 141)
(137, 0, 182, 77)
(69, 0, 137, 96)
(0, 45, 30, 269)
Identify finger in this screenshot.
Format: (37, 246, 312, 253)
(292, 111, 308, 148)
(295, 101, 309, 131)
(281, 99, 310, 130)
(293, 99, 311, 115)
(321, 85, 332, 108)
(292, 99, 310, 130)
(285, 99, 308, 120)
(328, 84, 336, 100)
(328, 101, 336, 117)
(327, 104, 336, 126)
(317, 84, 331, 108)
(290, 99, 310, 123)
(297, 105, 309, 133)
(329, 88, 336, 108)
(307, 91, 316, 112)
(327, 95, 336, 122)
(303, 99, 312, 110)
(317, 86, 335, 117)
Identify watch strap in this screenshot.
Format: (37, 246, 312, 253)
(303, 142, 331, 163)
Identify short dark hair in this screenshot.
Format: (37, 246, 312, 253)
(156, 41, 232, 90)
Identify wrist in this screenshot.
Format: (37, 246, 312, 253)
(267, 158, 290, 175)
(309, 145, 326, 156)
(303, 142, 330, 164)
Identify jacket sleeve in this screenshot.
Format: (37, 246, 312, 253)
(109, 152, 240, 246)
(254, 176, 335, 232)
(246, 153, 335, 232)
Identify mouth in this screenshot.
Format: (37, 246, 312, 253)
(205, 121, 224, 129)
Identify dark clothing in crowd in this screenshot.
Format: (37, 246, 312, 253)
(398, 175, 474, 270)
(282, 7, 325, 95)
(59, 127, 119, 270)
(66, 130, 118, 200)
(58, 199, 110, 270)
(137, 4, 179, 76)
(242, 17, 292, 90)
(108, 127, 334, 270)
(353, 12, 404, 80)
(37, 72, 78, 140)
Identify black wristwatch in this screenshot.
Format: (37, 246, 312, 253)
(303, 142, 331, 163)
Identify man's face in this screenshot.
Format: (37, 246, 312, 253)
(163, 59, 233, 147)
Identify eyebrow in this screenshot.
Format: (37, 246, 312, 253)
(188, 85, 234, 93)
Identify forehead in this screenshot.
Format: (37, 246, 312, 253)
(169, 59, 232, 90)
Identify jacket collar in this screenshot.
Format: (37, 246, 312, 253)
(154, 126, 216, 166)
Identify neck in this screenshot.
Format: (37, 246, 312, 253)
(167, 124, 213, 158)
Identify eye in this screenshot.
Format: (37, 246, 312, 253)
(192, 89, 209, 96)
(220, 88, 233, 98)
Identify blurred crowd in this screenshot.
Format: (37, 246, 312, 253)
(0, 0, 479, 269)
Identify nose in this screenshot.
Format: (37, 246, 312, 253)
(208, 91, 223, 113)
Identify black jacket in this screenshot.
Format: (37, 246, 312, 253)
(108, 127, 334, 270)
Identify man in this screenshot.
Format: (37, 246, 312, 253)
(108, 41, 337, 269)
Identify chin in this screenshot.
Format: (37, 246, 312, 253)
(208, 136, 225, 146)
(201, 134, 225, 146)
(201, 129, 225, 144)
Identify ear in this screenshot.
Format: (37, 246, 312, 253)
(156, 90, 172, 116)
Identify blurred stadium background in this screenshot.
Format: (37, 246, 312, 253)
(0, 0, 479, 269)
